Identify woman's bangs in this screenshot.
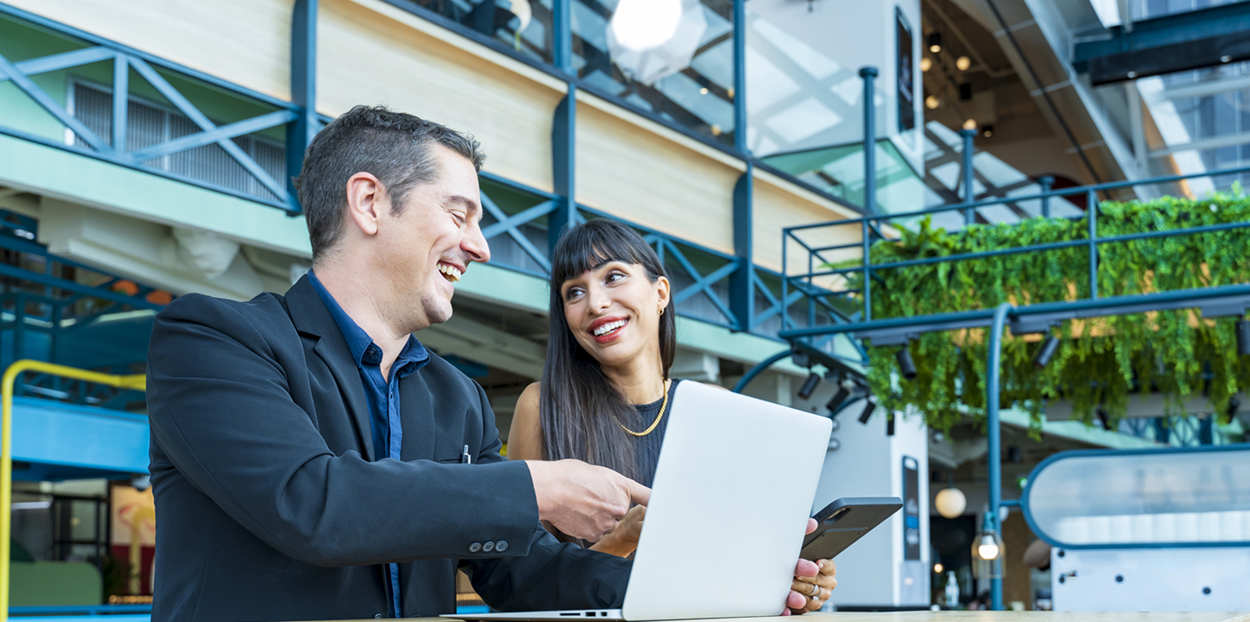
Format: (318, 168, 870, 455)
(551, 224, 649, 286)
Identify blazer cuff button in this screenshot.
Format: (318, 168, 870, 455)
(482, 541, 495, 552)
(469, 542, 482, 553)
(495, 540, 508, 552)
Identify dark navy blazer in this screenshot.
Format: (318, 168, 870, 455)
(146, 275, 631, 621)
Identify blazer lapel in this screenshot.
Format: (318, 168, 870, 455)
(286, 276, 376, 462)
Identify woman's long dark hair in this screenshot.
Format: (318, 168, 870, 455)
(540, 218, 677, 484)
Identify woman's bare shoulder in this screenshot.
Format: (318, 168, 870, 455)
(507, 382, 545, 460)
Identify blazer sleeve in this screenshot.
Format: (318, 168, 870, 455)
(459, 383, 632, 611)
(147, 295, 541, 567)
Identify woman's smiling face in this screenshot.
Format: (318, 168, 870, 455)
(560, 260, 670, 368)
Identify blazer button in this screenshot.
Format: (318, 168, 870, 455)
(482, 541, 495, 552)
(374, 614, 383, 619)
(469, 542, 482, 553)
(495, 540, 508, 552)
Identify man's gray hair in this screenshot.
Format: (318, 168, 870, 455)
(293, 105, 485, 260)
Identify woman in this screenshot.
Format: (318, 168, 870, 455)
(508, 219, 835, 614)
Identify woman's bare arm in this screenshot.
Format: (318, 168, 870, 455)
(507, 383, 545, 461)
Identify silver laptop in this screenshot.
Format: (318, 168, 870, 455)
(451, 381, 832, 621)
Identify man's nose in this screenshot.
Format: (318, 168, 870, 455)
(464, 221, 491, 264)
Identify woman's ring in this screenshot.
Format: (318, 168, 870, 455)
(807, 583, 821, 599)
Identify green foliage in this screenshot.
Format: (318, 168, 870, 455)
(841, 190, 1250, 432)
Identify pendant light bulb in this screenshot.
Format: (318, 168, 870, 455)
(977, 534, 1000, 560)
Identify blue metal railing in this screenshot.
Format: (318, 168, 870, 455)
(779, 162, 1250, 345)
(0, 5, 305, 213)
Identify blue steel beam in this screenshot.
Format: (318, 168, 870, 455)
(2, 47, 115, 80)
(1074, 1, 1250, 84)
(112, 55, 128, 152)
(550, 87, 577, 255)
(729, 165, 754, 332)
(859, 67, 878, 214)
(986, 303, 1010, 611)
(287, 0, 319, 210)
(732, 0, 747, 154)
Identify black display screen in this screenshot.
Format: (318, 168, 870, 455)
(896, 7, 916, 133)
(902, 455, 921, 560)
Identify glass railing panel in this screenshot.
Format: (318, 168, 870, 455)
(1026, 447, 1250, 547)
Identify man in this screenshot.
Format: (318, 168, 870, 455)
(147, 106, 832, 621)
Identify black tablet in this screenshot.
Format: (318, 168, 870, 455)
(799, 497, 903, 561)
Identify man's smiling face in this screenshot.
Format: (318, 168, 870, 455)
(375, 144, 490, 332)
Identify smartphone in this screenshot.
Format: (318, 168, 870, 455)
(799, 497, 903, 561)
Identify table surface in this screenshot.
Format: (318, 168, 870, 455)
(325, 613, 1250, 622)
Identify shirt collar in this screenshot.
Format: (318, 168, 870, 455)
(307, 270, 429, 374)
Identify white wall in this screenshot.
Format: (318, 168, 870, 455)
(809, 398, 930, 608)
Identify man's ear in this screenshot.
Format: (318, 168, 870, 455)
(344, 172, 387, 237)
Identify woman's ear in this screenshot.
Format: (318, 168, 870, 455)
(656, 275, 671, 312)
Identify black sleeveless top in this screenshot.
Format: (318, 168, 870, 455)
(613, 379, 681, 488)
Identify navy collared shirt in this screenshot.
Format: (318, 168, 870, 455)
(308, 271, 429, 618)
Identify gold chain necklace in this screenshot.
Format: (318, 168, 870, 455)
(617, 379, 671, 437)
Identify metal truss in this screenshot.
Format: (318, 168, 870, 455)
(0, 4, 309, 213)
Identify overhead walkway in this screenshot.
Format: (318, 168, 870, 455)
(9, 396, 148, 482)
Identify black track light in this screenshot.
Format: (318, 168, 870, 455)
(1237, 319, 1250, 356)
(886, 413, 895, 436)
(896, 347, 917, 380)
(798, 371, 822, 400)
(1096, 407, 1110, 431)
(826, 385, 852, 415)
(928, 32, 942, 54)
(959, 82, 973, 101)
(1034, 334, 1060, 369)
(858, 398, 877, 425)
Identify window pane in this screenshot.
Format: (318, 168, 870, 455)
(571, 0, 737, 145)
(412, 0, 554, 64)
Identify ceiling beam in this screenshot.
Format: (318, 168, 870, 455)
(1074, 2, 1250, 85)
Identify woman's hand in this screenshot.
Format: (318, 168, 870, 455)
(588, 504, 646, 557)
(785, 558, 836, 614)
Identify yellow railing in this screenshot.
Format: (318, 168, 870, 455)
(1, 360, 146, 622)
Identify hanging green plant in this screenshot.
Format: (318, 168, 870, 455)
(835, 189, 1250, 433)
